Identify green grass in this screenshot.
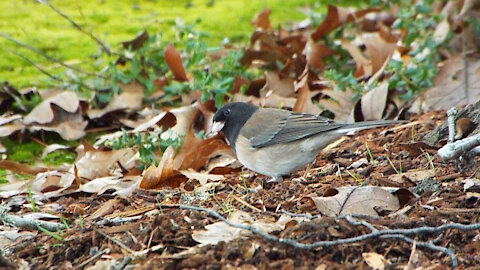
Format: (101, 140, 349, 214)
(0, 0, 324, 88)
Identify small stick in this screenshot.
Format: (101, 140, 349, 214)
(447, 107, 458, 144)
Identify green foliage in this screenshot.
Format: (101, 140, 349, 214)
(384, 0, 444, 99)
(322, 0, 446, 101)
(42, 150, 77, 166)
(0, 169, 7, 184)
(0, 138, 42, 164)
(108, 129, 183, 169)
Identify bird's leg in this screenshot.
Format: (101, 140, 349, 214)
(267, 176, 283, 183)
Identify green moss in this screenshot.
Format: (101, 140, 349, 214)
(43, 150, 77, 166)
(0, 138, 43, 164)
(0, 169, 7, 184)
(0, 0, 324, 88)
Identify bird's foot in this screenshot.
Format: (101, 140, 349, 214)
(267, 176, 283, 183)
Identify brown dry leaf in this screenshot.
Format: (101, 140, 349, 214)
(24, 91, 79, 125)
(122, 30, 149, 50)
(293, 74, 322, 115)
(318, 89, 356, 123)
(239, 49, 287, 68)
(174, 131, 234, 171)
(305, 38, 336, 70)
(308, 186, 406, 217)
(398, 141, 438, 157)
(28, 103, 87, 140)
(0, 114, 23, 137)
(180, 169, 225, 185)
(22, 91, 87, 140)
(388, 169, 436, 185)
(311, 5, 356, 41)
(164, 44, 188, 82)
(79, 175, 141, 197)
(140, 146, 178, 189)
(41, 144, 71, 159)
(87, 198, 120, 220)
(263, 71, 295, 97)
(0, 170, 75, 199)
(341, 38, 371, 78)
(251, 8, 271, 30)
(76, 148, 137, 180)
(362, 252, 388, 270)
(356, 82, 389, 121)
(94, 110, 178, 147)
(419, 56, 480, 110)
(0, 160, 48, 175)
(88, 80, 144, 119)
(342, 33, 396, 78)
(363, 33, 396, 77)
(192, 211, 303, 245)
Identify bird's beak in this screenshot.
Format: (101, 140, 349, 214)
(211, 121, 225, 134)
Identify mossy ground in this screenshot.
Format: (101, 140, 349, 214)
(0, 0, 323, 88)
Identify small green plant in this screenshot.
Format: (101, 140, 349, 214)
(365, 142, 376, 166)
(387, 155, 402, 174)
(107, 129, 183, 169)
(241, 170, 249, 194)
(336, 163, 343, 182)
(421, 148, 435, 170)
(26, 186, 36, 212)
(37, 225, 63, 241)
(77, 215, 84, 230)
(346, 169, 363, 185)
(60, 217, 70, 230)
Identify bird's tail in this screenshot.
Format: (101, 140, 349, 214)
(337, 120, 403, 134)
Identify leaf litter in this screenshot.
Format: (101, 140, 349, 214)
(1, 1, 480, 269)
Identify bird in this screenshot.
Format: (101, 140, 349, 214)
(211, 102, 400, 182)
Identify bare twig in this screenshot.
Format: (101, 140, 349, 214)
(0, 204, 65, 232)
(39, 0, 111, 55)
(438, 133, 480, 160)
(95, 229, 134, 254)
(279, 209, 321, 220)
(181, 204, 480, 268)
(380, 234, 457, 267)
(7, 49, 96, 90)
(0, 33, 104, 78)
(7, 49, 63, 82)
(447, 107, 458, 143)
(75, 248, 110, 269)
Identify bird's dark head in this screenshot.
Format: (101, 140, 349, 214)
(212, 102, 258, 149)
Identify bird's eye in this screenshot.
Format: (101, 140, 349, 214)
(224, 109, 231, 116)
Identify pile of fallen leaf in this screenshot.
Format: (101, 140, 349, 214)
(1, 1, 480, 269)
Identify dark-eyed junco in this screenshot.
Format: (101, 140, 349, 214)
(212, 102, 399, 182)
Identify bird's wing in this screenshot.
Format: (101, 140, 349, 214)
(243, 108, 347, 148)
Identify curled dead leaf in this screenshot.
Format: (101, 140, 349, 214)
(164, 44, 188, 82)
(293, 73, 322, 115)
(252, 8, 271, 30)
(174, 130, 234, 171)
(76, 148, 137, 180)
(140, 146, 184, 189)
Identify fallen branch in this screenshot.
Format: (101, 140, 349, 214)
(0, 205, 65, 232)
(181, 204, 480, 268)
(438, 133, 480, 160)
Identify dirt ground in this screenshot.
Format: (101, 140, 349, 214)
(4, 109, 480, 270)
